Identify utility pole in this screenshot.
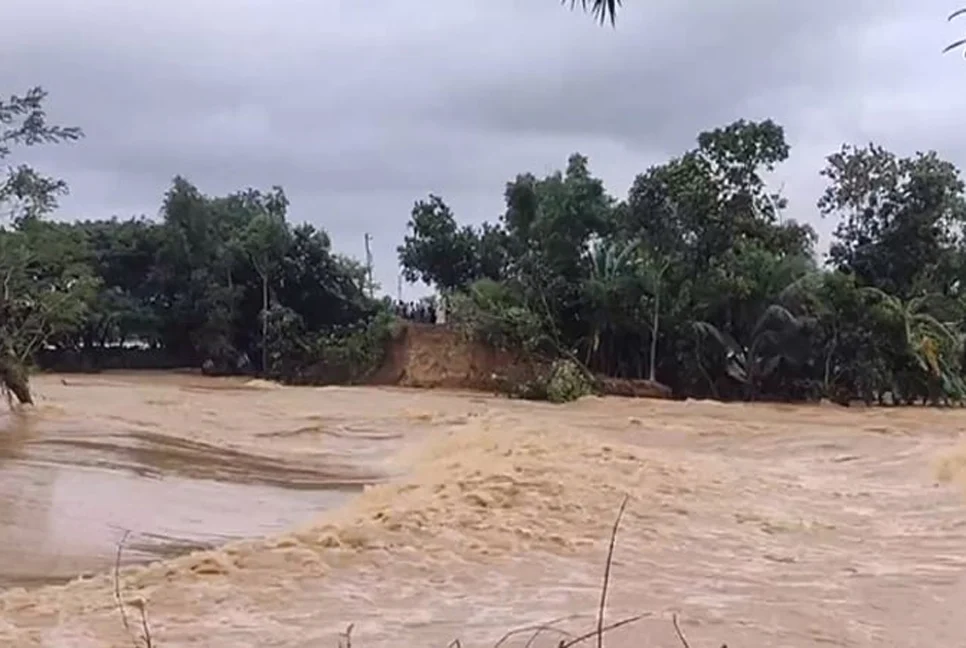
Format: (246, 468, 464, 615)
(397, 271, 403, 303)
(363, 232, 374, 297)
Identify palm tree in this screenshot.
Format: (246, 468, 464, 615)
(861, 288, 965, 401)
(582, 238, 638, 367)
(565, 0, 621, 25)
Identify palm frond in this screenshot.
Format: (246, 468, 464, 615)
(858, 285, 895, 305)
(753, 303, 800, 336)
(945, 9, 966, 56)
(563, 0, 621, 25)
(692, 320, 743, 357)
(776, 270, 820, 305)
(913, 312, 960, 346)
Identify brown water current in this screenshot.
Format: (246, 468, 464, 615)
(2, 373, 966, 646)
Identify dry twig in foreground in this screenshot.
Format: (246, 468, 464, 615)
(104, 496, 725, 648)
(339, 623, 355, 648)
(489, 493, 651, 648)
(596, 495, 628, 648)
(673, 613, 691, 648)
(113, 530, 153, 648)
(494, 614, 585, 648)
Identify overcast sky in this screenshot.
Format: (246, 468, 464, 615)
(4, 0, 966, 299)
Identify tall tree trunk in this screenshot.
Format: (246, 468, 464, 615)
(0, 357, 32, 405)
(261, 274, 268, 376)
(823, 324, 838, 397)
(648, 288, 660, 382)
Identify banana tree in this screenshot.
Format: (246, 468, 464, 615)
(692, 303, 809, 400)
(582, 237, 640, 369)
(861, 287, 966, 403)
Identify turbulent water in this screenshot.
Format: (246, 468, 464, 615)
(2, 373, 966, 647)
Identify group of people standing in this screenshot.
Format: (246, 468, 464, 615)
(391, 300, 438, 324)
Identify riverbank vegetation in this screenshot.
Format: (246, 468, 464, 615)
(398, 120, 966, 406)
(5, 86, 966, 406)
(0, 88, 391, 404)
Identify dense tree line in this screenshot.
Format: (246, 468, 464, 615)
(6, 82, 966, 408)
(0, 88, 391, 404)
(397, 119, 966, 405)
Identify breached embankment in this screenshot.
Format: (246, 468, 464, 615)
(371, 322, 672, 399)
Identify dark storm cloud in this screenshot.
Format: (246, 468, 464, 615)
(2, 0, 966, 296)
(431, 1, 886, 148)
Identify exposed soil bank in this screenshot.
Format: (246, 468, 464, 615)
(371, 322, 672, 398)
(369, 323, 527, 390)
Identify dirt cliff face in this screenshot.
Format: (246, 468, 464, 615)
(368, 323, 527, 390)
(369, 322, 673, 400)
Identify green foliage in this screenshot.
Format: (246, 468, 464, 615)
(398, 117, 966, 407)
(819, 144, 966, 298)
(2, 128, 382, 388)
(9, 84, 966, 410)
(397, 195, 506, 291)
(448, 279, 548, 354)
(0, 224, 98, 360)
(264, 306, 397, 385)
(545, 359, 595, 403)
(0, 88, 86, 402)
(0, 87, 83, 226)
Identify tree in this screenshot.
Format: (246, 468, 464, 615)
(819, 144, 966, 298)
(1, 87, 83, 227)
(277, 224, 375, 331)
(75, 217, 165, 349)
(235, 187, 290, 374)
(0, 87, 84, 403)
(135, 177, 386, 381)
(581, 238, 640, 368)
(18, 102, 966, 409)
(0, 224, 97, 403)
(693, 303, 810, 400)
(397, 195, 485, 291)
(636, 248, 669, 382)
(861, 288, 965, 403)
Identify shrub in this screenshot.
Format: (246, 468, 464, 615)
(545, 358, 595, 403)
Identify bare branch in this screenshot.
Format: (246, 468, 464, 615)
(596, 494, 628, 648)
(557, 613, 652, 648)
(672, 614, 692, 648)
(494, 614, 583, 648)
(113, 530, 139, 648)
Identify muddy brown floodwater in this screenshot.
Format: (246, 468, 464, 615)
(2, 373, 966, 647)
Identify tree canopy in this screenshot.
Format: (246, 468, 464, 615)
(6, 85, 966, 408)
(398, 118, 966, 405)
(0, 88, 394, 403)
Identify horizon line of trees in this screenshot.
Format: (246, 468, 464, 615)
(396, 119, 966, 405)
(0, 87, 402, 404)
(6, 85, 966, 407)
